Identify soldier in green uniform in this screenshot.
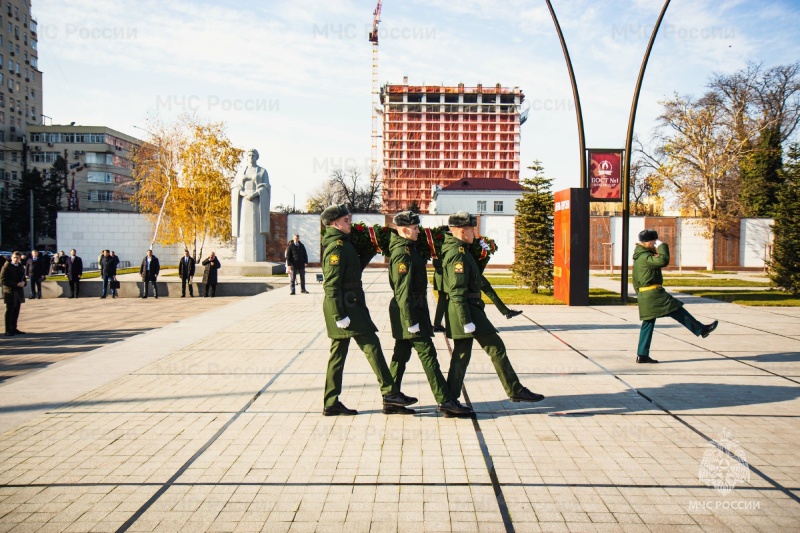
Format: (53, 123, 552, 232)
(474, 227, 523, 319)
(387, 211, 474, 417)
(320, 204, 417, 416)
(442, 211, 545, 403)
(431, 255, 447, 333)
(432, 226, 521, 331)
(633, 229, 718, 363)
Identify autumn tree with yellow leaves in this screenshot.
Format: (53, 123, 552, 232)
(131, 115, 242, 259)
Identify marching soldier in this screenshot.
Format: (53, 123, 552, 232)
(442, 211, 545, 404)
(388, 211, 473, 417)
(433, 227, 521, 331)
(320, 203, 417, 416)
(633, 229, 718, 363)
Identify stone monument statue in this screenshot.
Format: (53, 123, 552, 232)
(231, 149, 271, 262)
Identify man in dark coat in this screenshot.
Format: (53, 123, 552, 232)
(201, 252, 221, 297)
(388, 211, 472, 417)
(25, 250, 48, 299)
(1, 251, 27, 336)
(319, 203, 415, 416)
(633, 229, 718, 363)
(65, 249, 83, 298)
(103, 250, 120, 298)
(178, 250, 196, 297)
(442, 211, 544, 404)
(140, 249, 161, 299)
(285, 234, 309, 295)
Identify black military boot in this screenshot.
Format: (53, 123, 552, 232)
(509, 388, 545, 403)
(636, 355, 659, 364)
(323, 401, 358, 416)
(383, 405, 415, 415)
(505, 309, 523, 319)
(438, 399, 474, 418)
(383, 392, 418, 407)
(702, 320, 719, 338)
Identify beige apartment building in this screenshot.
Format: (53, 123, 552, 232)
(0, 0, 43, 199)
(27, 125, 142, 212)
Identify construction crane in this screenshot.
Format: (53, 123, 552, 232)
(368, 0, 383, 183)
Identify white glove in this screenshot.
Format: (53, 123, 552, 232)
(407, 323, 420, 334)
(479, 240, 490, 251)
(335, 316, 351, 329)
(655, 240, 663, 247)
(463, 322, 476, 334)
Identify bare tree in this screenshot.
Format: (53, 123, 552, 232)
(653, 92, 749, 270)
(709, 62, 800, 215)
(306, 180, 345, 213)
(328, 167, 382, 213)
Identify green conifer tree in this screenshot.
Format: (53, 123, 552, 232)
(512, 161, 554, 293)
(769, 143, 800, 294)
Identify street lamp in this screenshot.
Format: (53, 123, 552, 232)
(132, 125, 170, 251)
(281, 185, 295, 212)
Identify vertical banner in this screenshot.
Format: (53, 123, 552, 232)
(553, 189, 572, 304)
(554, 188, 590, 305)
(588, 149, 623, 201)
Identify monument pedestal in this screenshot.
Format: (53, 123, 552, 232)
(224, 261, 286, 276)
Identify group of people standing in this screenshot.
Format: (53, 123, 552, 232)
(318, 205, 545, 418)
(173, 250, 222, 298)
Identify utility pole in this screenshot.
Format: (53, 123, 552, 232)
(29, 189, 34, 250)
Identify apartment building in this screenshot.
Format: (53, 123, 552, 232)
(0, 0, 42, 200)
(26, 125, 142, 212)
(381, 80, 525, 213)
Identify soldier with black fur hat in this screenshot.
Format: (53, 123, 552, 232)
(633, 229, 718, 363)
(319, 203, 417, 416)
(388, 211, 473, 417)
(441, 211, 545, 404)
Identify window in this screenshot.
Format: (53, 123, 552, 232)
(86, 152, 113, 164)
(87, 171, 113, 183)
(31, 40, 36, 51)
(477, 200, 486, 212)
(30, 151, 59, 163)
(10, 150, 16, 161)
(493, 200, 504, 213)
(89, 190, 115, 202)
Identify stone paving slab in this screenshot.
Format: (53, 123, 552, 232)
(0, 297, 241, 383)
(0, 270, 798, 532)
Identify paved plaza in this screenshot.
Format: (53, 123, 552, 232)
(0, 270, 798, 532)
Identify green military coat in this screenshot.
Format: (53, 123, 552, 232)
(321, 227, 378, 339)
(432, 258, 443, 292)
(441, 234, 496, 339)
(632, 242, 683, 321)
(388, 233, 433, 340)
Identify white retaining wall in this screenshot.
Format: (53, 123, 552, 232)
(57, 212, 775, 269)
(56, 212, 234, 268)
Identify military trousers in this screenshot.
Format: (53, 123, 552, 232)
(433, 290, 447, 326)
(447, 333, 525, 400)
(482, 285, 510, 315)
(324, 331, 397, 407)
(637, 307, 705, 357)
(390, 338, 450, 404)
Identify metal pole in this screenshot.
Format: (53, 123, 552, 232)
(621, 0, 671, 303)
(545, 0, 587, 188)
(29, 190, 34, 250)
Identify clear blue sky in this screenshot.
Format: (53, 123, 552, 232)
(37, 0, 800, 210)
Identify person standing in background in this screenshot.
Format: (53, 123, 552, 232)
(66, 250, 83, 299)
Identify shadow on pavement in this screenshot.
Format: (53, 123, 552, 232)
(471, 382, 800, 418)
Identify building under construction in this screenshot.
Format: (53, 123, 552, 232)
(380, 80, 526, 213)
